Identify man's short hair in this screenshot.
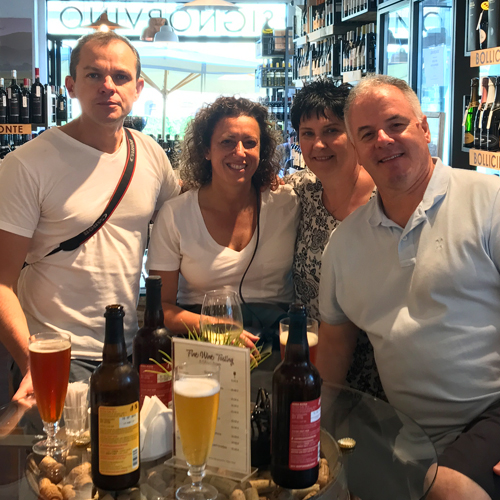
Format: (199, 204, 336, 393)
(344, 74, 423, 140)
(290, 79, 352, 133)
(69, 31, 141, 81)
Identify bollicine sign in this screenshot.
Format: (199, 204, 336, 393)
(47, 1, 286, 38)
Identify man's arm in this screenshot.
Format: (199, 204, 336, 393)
(316, 320, 360, 385)
(0, 229, 33, 398)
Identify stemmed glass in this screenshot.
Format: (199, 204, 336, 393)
(174, 362, 221, 500)
(200, 289, 244, 345)
(29, 332, 71, 455)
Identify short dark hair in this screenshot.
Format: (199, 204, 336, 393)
(290, 79, 352, 132)
(69, 31, 141, 80)
(180, 96, 281, 191)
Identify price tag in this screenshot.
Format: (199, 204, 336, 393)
(169, 338, 252, 480)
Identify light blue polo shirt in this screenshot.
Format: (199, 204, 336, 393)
(320, 158, 500, 452)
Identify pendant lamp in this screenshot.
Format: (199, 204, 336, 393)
(83, 11, 127, 32)
(154, 21, 180, 42)
(181, 0, 239, 11)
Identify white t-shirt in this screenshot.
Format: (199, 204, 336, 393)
(0, 127, 180, 359)
(147, 186, 299, 305)
(320, 159, 500, 452)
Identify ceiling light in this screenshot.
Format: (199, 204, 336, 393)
(154, 22, 180, 43)
(82, 11, 127, 31)
(181, 0, 239, 11)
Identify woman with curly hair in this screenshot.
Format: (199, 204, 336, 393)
(147, 96, 299, 339)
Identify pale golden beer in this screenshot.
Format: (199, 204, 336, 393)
(174, 377, 220, 466)
(279, 317, 318, 365)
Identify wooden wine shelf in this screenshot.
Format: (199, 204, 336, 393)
(470, 47, 500, 67)
(469, 149, 500, 170)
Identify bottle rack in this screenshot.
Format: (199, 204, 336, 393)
(466, 46, 500, 169)
(341, 0, 377, 22)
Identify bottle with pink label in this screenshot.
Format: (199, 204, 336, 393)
(271, 303, 322, 489)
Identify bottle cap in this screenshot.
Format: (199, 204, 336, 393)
(104, 304, 125, 317)
(337, 437, 356, 450)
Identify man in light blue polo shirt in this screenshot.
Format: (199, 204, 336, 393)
(318, 74, 500, 500)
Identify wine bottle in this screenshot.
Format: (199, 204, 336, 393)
(271, 303, 321, 490)
(7, 70, 21, 124)
(478, 1, 489, 50)
(489, 0, 500, 49)
(262, 17, 274, 56)
(56, 87, 67, 124)
(21, 78, 30, 125)
(463, 77, 480, 148)
(474, 77, 490, 148)
(487, 78, 500, 151)
(367, 23, 376, 73)
(0, 135, 10, 160)
(90, 305, 140, 491)
(31, 68, 45, 124)
(0, 79, 7, 124)
(133, 276, 173, 409)
(480, 76, 496, 149)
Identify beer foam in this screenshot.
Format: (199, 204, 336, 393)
(280, 331, 318, 347)
(29, 339, 71, 353)
(174, 378, 220, 398)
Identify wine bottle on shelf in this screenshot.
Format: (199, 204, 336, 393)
(474, 77, 490, 149)
(271, 303, 321, 490)
(367, 23, 376, 72)
(7, 70, 21, 124)
(56, 87, 67, 124)
(31, 68, 45, 124)
(0, 135, 10, 160)
(133, 276, 174, 408)
(262, 17, 274, 56)
(463, 77, 480, 148)
(0, 79, 7, 124)
(487, 78, 500, 151)
(478, 1, 489, 50)
(489, 0, 500, 49)
(480, 76, 496, 149)
(21, 78, 30, 125)
(91, 305, 140, 491)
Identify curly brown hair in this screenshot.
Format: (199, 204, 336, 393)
(180, 96, 281, 191)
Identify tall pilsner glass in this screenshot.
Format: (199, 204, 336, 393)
(174, 362, 220, 500)
(29, 332, 71, 455)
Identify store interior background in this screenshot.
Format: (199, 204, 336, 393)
(0, 0, 491, 403)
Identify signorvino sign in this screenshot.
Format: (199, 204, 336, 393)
(47, 1, 286, 38)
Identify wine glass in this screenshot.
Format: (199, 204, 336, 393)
(200, 289, 244, 345)
(29, 332, 71, 455)
(174, 362, 221, 500)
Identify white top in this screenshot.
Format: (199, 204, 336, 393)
(319, 158, 500, 452)
(0, 127, 180, 359)
(147, 186, 299, 305)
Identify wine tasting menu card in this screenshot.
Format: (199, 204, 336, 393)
(170, 338, 252, 480)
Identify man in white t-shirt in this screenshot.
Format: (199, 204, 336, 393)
(0, 31, 179, 400)
(318, 75, 500, 499)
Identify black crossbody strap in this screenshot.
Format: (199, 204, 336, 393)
(46, 128, 137, 257)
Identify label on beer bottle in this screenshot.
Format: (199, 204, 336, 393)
(98, 402, 140, 475)
(288, 397, 321, 471)
(139, 362, 172, 408)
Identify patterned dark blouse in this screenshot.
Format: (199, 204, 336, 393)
(288, 168, 386, 399)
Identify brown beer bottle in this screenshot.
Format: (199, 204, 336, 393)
(133, 275, 173, 408)
(271, 303, 321, 489)
(90, 305, 140, 490)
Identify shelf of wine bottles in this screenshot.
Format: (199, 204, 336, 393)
(258, 89, 291, 123)
(294, 23, 375, 82)
(256, 60, 294, 89)
(0, 68, 70, 133)
(341, 0, 377, 23)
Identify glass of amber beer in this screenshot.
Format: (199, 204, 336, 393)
(29, 332, 71, 455)
(174, 362, 220, 500)
(279, 317, 318, 365)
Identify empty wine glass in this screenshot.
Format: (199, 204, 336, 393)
(200, 289, 244, 345)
